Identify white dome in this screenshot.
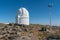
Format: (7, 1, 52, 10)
(18, 7, 29, 17)
(16, 7, 29, 25)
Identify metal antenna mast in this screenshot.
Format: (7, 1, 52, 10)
(48, 0, 53, 29)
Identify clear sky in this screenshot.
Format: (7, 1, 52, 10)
(0, 0, 60, 26)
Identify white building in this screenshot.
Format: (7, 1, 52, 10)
(16, 7, 29, 25)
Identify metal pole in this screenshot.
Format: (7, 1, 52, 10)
(49, 7, 52, 28)
(48, 0, 53, 30)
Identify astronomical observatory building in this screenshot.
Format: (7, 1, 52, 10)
(16, 7, 29, 25)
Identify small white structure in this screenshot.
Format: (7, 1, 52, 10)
(16, 7, 29, 25)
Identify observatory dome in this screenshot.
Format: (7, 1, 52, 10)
(16, 7, 29, 25)
(18, 7, 29, 17)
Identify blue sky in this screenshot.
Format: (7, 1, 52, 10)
(0, 0, 60, 26)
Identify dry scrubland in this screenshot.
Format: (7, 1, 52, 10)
(0, 23, 60, 40)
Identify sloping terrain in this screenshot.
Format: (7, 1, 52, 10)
(0, 23, 60, 40)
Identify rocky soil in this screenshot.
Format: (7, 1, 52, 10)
(0, 23, 60, 40)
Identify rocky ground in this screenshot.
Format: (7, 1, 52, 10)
(0, 23, 60, 40)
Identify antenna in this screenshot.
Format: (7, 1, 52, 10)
(48, 0, 53, 30)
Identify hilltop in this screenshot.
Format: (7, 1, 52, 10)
(0, 23, 60, 40)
